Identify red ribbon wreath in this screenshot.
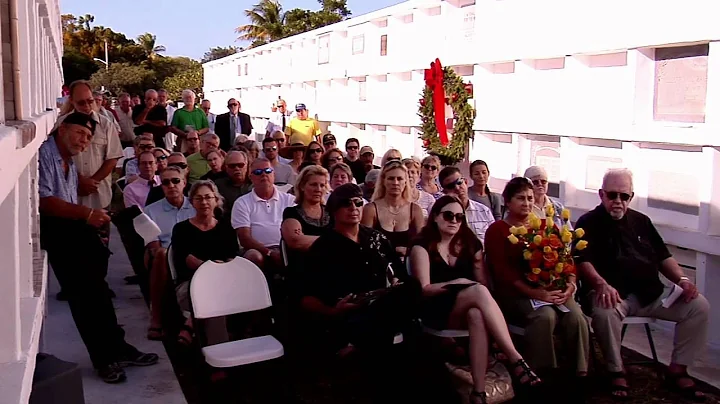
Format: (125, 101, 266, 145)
(424, 58, 449, 146)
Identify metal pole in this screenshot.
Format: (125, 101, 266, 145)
(104, 39, 108, 71)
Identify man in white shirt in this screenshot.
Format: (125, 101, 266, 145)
(439, 166, 495, 243)
(114, 92, 136, 148)
(231, 157, 295, 271)
(261, 137, 295, 185)
(265, 99, 292, 136)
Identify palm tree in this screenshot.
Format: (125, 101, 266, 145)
(136, 33, 166, 60)
(235, 0, 287, 47)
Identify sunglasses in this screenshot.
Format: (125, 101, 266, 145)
(264, 146, 278, 152)
(252, 167, 274, 176)
(227, 162, 246, 169)
(443, 177, 465, 190)
(75, 98, 95, 107)
(346, 145, 359, 150)
(603, 190, 633, 202)
(161, 177, 182, 186)
(156, 155, 168, 161)
(532, 179, 548, 186)
(384, 159, 402, 167)
(168, 162, 188, 169)
(328, 156, 343, 162)
(423, 164, 438, 171)
(228, 103, 238, 107)
(440, 211, 465, 223)
(340, 198, 364, 208)
(309, 148, 323, 154)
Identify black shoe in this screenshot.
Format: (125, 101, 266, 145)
(98, 362, 127, 384)
(124, 275, 139, 285)
(56, 291, 68, 301)
(117, 350, 159, 367)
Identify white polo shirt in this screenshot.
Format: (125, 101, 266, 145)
(231, 186, 296, 247)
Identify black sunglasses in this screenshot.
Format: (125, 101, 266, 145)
(227, 162, 246, 169)
(423, 164, 438, 171)
(443, 177, 465, 190)
(156, 155, 168, 161)
(168, 162, 188, 169)
(440, 211, 465, 223)
(309, 148, 323, 154)
(604, 190, 633, 202)
(340, 198, 364, 208)
(346, 145, 359, 150)
(252, 167, 274, 176)
(161, 177, 182, 186)
(228, 103, 238, 107)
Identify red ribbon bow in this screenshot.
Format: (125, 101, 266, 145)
(424, 58, 448, 146)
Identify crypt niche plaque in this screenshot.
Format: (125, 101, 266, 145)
(653, 44, 709, 123)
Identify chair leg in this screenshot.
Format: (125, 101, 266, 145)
(644, 323, 660, 376)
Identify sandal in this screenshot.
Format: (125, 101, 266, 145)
(146, 327, 164, 341)
(177, 324, 194, 347)
(665, 370, 705, 402)
(607, 371, 630, 401)
(469, 390, 487, 404)
(511, 359, 542, 387)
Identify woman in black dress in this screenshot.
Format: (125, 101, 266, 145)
(409, 196, 540, 404)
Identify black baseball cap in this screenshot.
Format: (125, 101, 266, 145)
(327, 183, 363, 213)
(59, 112, 97, 134)
(322, 133, 336, 145)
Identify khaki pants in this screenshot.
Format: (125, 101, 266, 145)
(589, 288, 710, 373)
(503, 297, 590, 372)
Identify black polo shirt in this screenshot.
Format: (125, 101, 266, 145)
(575, 205, 671, 306)
(300, 225, 405, 307)
(132, 104, 168, 147)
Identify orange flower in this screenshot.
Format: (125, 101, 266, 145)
(527, 273, 539, 282)
(548, 234, 564, 249)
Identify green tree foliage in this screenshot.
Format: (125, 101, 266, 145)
(162, 63, 203, 101)
(89, 63, 155, 96)
(236, 0, 351, 47)
(201, 46, 242, 63)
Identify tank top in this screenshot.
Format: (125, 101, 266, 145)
(372, 202, 414, 250)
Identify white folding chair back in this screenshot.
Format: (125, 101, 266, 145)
(167, 244, 178, 281)
(190, 257, 284, 368)
(281, 239, 289, 267)
(133, 213, 162, 246)
(190, 257, 273, 320)
(276, 183, 292, 193)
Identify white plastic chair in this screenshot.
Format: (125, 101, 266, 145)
(190, 257, 284, 368)
(132, 213, 162, 246)
(280, 239, 289, 267)
(406, 258, 470, 338)
(166, 244, 191, 319)
(276, 183, 293, 194)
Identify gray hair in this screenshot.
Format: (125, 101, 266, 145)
(602, 168, 634, 191)
(364, 168, 381, 184)
(225, 150, 248, 163)
(251, 156, 271, 168)
(162, 165, 185, 178)
(145, 89, 158, 97)
(189, 180, 225, 211)
(169, 152, 185, 158)
(201, 133, 219, 143)
(182, 89, 195, 100)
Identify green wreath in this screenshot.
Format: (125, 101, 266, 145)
(418, 67, 475, 165)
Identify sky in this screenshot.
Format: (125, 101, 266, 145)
(61, 0, 405, 60)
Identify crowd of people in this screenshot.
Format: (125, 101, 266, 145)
(39, 80, 710, 403)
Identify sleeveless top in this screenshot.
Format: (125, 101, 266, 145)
(371, 202, 414, 250)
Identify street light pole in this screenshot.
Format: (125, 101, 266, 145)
(93, 40, 109, 71)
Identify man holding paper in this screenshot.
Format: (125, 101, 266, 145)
(576, 168, 709, 401)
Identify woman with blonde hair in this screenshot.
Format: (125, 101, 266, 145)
(362, 160, 424, 258)
(418, 155, 444, 199)
(381, 148, 402, 166)
(281, 165, 331, 269)
(403, 158, 435, 218)
(329, 162, 354, 191)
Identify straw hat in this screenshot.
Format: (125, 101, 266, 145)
(279, 134, 309, 159)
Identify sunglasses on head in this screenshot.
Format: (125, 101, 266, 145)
(604, 190, 633, 202)
(440, 211, 465, 223)
(264, 146, 277, 152)
(252, 167, 274, 176)
(384, 159, 402, 167)
(161, 177, 182, 186)
(443, 177, 465, 190)
(340, 198, 364, 208)
(309, 148, 323, 154)
(423, 164, 438, 171)
(227, 162, 246, 169)
(168, 162, 188, 169)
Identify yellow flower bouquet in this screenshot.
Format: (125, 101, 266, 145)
(507, 207, 588, 289)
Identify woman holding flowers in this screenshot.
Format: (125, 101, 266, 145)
(524, 166, 570, 229)
(410, 195, 541, 404)
(484, 177, 590, 379)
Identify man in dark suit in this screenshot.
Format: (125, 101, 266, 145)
(215, 98, 253, 151)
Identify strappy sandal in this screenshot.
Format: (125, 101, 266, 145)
(177, 324, 194, 347)
(146, 327, 164, 341)
(607, 371, 630, 401)
(511, 359, 542, 387)
(665, 370, 705, 402)
(469, 390, 487, 404)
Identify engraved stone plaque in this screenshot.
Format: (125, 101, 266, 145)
(653, 45, 708, 123)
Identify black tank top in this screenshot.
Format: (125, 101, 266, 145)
(372, 202, 414, 251)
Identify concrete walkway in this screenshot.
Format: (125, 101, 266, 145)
(42, 226, 186, 404)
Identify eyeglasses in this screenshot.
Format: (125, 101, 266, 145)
(201, 107, 211, 111)
(340, 198, 364, 208)
(603, 190, 633, 202)
(440, 211, 465, 223)
(228, 103, 238, 107)
(139, 144, 154, 150)
(309, 148, 323, 154)
(156, 155, 168, 161)
(346, 145, 359, 150)
(252, 167, 274, 176)
(443, 177, 466, 190)
(227, 162, 246, 169)
(328, 156, 343, 163)
(423, 164, 438, 171)
(264, 146, 278, 152)
(193, 195, 216, 202)
(532, 179, 548, 186)
(75, 98, 95, 107)
(168, 162, 188, 169)
(161, 177, 182, 186)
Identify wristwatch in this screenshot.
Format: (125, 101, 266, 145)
(678, 276, 691, 284)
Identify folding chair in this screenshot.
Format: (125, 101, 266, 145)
(621, 316, 660, 369)
(166, 244, 190, 319)
(190, 257, 284, 368)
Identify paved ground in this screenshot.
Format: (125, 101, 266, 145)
(42, 226, 186, 404)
